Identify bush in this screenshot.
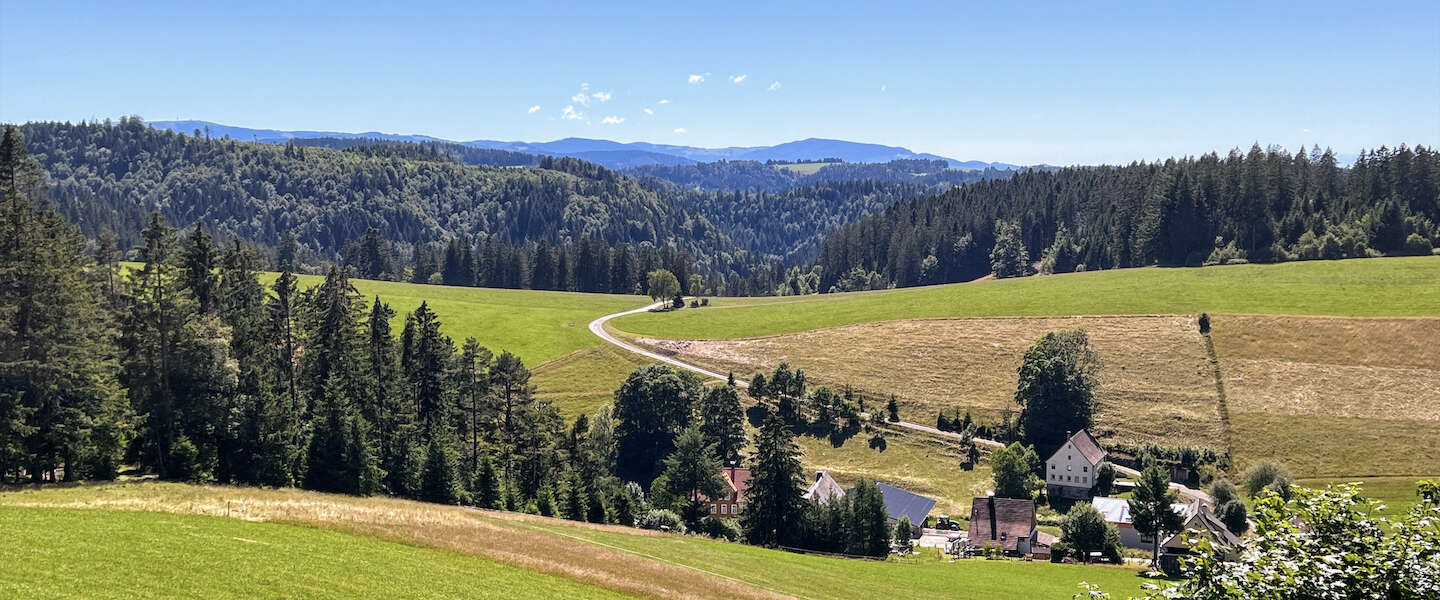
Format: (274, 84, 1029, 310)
(1049, 540, 1072, 562)
(1403, 233, 1434, 256)
(699, 516, 742, 541)
(637, 508, 685, 532)
(1197, 312, 1211, 334)
(1216, 499, 1249, 535)
(1204, 240, 1247, 266)
(1243, 460, 1292, 498)
(1208, 478, 1239, 506)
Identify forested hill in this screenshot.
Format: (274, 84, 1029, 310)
(813, 145, 1439, 291)
(17, 118, 742, 273)
(624, 158, 1013, 193)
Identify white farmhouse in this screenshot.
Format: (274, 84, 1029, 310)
(1045, 430, 1107, 500)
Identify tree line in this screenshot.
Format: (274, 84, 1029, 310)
(814, 144, 1439, 291)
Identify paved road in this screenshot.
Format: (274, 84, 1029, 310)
(587, 302, 1212, 504)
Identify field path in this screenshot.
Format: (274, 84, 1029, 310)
(588, 303, 1211, 503)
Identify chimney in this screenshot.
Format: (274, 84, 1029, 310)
(988, 496, 997, 540)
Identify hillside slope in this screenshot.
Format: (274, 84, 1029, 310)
(0, 483, 1151, 600)
(610, 257, 1440, 339)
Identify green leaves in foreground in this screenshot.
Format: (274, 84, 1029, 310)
(1086, 480, 1440, 600)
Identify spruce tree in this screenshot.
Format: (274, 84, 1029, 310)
(0, 126, 127, 483)
(1130, 464, 1185, 567)
(699, 384, 746, 464)
(740, 412, 805, 547)
(846, 480, 891, 557)
(182, 221, 218, 314)
(420, 432, 463, 505)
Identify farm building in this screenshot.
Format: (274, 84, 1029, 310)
(1091, 496, 1194, 549)
(876, 482, 936, 537)
(965, 495, 1039, 556)
(803, 471, 846, 504)
(701, 466, 751, 518)
(1045, 430, 1107, 500)
(1160, 499, 1242, 559)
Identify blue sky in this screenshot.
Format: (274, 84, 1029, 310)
(2, 1, 1437, 164)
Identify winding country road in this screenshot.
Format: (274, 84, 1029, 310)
(587, 301, 1210, 503)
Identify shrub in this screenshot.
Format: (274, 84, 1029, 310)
(1204, 240, 1247, 266)
(1049, 540, 1072, 563)
(637, 508, 685, 532)
(1208, 479, 1239, 506)
(1197, 312, 1211, 334)
(699, 516, 742, 541)
(1243, 460, 1291, 498)
(1403, 233, 1434, 256)
(1215, 499, 1249, 535)
(1092, 461, 1117, 496)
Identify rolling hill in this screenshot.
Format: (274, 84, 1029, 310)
(0, 483, 1153, 600)
(607, 257, 1440, 479)
(145, 120, 1022, 170)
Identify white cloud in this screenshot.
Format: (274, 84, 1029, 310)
(601, 116, 625, 124)
(880, 84, 887, 93)
(688, 74, 705, 84)
(580, 82, 590, 90)
(767, 81, 781, 91)
(591, 91, 612, 102)
(561, 105, 583, 120)
(528, 105, 541, 113)
(673, 127, 686, 134)
(729, 74, 747, 84)
(643, 108, 654, 115)
(658, 99, 670, 104)
(1302, 128, 1312, 133)
(571, 92, 590, 106)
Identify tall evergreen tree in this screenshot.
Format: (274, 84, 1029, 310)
(182, 221, 218, 314)
(0, 126, 127, 483)
(740, 412, 805, 547)
(699, 383, 746, 464)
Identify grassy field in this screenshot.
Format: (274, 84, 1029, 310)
(628, 314, 1226, 452)
(0, 507, 625, 600)
(0, 482, 1151, 600)
(775, 162, 832, 174)
(1295, 476, 1436, 516)
(271, 273, 645, 365)
(795, 425, 995, 516)
(533, 345, 656, 416)
(610, 257, 1440, 339)
(1212, 315, 1440, 477)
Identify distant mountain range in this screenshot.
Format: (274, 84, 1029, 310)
(146, 120, 1024, 170)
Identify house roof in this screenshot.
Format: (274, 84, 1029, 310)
(803, 471, 847, 504)
(1048, 429, 1108, 466)
(1092, 497, 1193, 525)
(966, 496, 1037, 552)
(875, 482, 936, 524)
(700, 467, 751, 503)
(1162, 500, 1242, 549)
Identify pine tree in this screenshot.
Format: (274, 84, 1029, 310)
(121, 213, 196, 479)
(846, 480, 891, 557)
(407, 302, 452, 441)
(699, 384, 746, 464)
(471, 452, 501, 509)
(182, 221, 218, 314)
(459, 338, 492, 482)
(0, 126, 127, 482)
(740, 413, 805, 547)
(659, 425, 727, 525)
(1130, 464, 1185, 567)
(420, 432, 463, 505)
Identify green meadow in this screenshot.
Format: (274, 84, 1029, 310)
(610, 256, 1440, 339)
(269, 273, 645, 365)
(0, 483, 1151, 600)
(0, 506, 625, 600)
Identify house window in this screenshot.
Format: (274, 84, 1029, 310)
(1083, 466, 1088, 473)
(1082, 476, 1087, 483)
(1067, 465, 1073, 471)
(732, 504, 738, 513)
(710, 504, 716, 514)
(721, 504, 728, 515)
(1050, 464, 1055, 470)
